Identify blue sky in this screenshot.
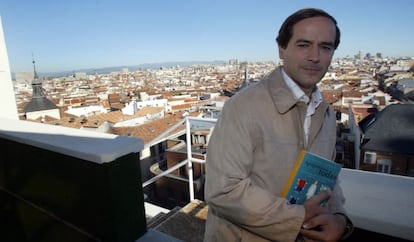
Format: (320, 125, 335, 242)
(1, 0, 413, 72)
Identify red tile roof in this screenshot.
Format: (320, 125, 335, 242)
(111, 112, 197, 144)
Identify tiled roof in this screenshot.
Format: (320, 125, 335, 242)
(90, 107, 165, 124)
(91, 110, 124, 123)
(42, 115, 106, 129)
(136, 107, 165, 116)
(171, 103, 191, 111)
(111, 113, 190, 144)
(321, 90, 342, 104)
(24, 97, 58, 112)
(110, 103, 125, 110)
(343, 90, 364, 98)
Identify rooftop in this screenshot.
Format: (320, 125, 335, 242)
(1, 117, 413, 241)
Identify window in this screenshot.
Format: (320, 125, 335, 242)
(377, 159, 392, 174)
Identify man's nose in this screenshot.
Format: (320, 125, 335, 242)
(307, 45, 320, 62)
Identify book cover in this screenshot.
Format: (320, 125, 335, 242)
(281, 150, 342, 205)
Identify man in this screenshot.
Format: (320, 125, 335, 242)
(204, 8, 353, 242)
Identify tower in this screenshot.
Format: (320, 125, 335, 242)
(23, 58, 60, 121)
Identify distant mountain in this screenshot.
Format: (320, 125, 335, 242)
(33, 60, 227, 78)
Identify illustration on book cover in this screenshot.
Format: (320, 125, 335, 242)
(282, 150, 342, 205)
(288, 178, 330, 204)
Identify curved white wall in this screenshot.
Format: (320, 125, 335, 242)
(0, 16, 18, 120)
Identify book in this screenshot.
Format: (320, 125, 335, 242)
(281, 150, 342, 205)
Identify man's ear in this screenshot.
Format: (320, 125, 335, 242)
(278, 45, 285, 60)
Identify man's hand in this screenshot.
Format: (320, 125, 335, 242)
(303, 190, 331, 221)
(300, 213, 346, 242)
(300, 190, 346, 241)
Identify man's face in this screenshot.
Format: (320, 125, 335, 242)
(278, 16, 336, 96)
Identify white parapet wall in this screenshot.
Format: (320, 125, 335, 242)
(339, 168, 414, 241)
(0, 118, 144, 164)
(0, 16, 18, 120)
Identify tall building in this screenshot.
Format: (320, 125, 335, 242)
(0, 16, 18, 120)
(228, 59, 238, 65)
(376, 52, 382, 59)
(356, 50, 364, 62)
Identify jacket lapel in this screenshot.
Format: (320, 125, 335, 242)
(308, 100, 330, 146)
(264, 67, 297, 114)
(264, 67, 332, 148)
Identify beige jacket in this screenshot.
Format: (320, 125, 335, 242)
(204, 68, 347, 242)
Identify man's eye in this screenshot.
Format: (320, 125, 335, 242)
(321, 45, 333, 51)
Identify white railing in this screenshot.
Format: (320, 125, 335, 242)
(142, 116, 217, 201)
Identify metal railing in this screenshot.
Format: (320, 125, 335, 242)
(142, 116, 217, 201)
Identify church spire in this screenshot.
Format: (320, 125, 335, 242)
(23, 55, 59, 118)
(31, 55, 44, 97)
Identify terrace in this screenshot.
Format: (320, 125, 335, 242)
(0, 117, 413, 241)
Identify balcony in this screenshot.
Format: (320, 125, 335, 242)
(0, 117, 413, 242)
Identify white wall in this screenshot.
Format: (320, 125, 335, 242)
(0, 16, 18, 120)
(340, 169, 414, 241)
(26, 109, 60, 121)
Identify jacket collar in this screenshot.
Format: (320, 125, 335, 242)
(264, 67, 330, 114)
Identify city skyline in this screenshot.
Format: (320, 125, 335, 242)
(1, 0, 414, 73)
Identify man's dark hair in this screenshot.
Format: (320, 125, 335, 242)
(276, 8, 341, 50)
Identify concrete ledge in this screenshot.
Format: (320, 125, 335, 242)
(0, 118, 143, 163)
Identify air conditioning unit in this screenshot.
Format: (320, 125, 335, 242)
(364, 151, 377, 164)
